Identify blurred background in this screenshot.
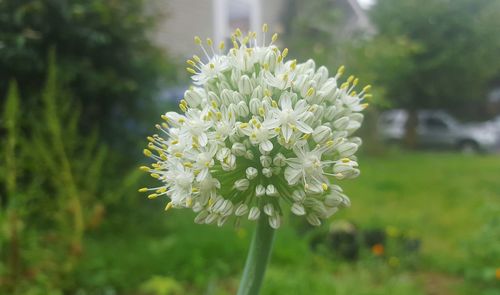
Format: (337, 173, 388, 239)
(1, 0, 499, 294)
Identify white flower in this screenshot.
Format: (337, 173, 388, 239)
(263, 93, 313, 143)
(141, 25, 370, 228)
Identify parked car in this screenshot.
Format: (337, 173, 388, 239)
(378, 109, 500, 153)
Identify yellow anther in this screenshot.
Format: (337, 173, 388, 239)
(186, 67, 196, 74)
(183, 162, 193, 168)
(340, 82, 349, 89)
(363, 85, 372, 92)
(282, 48, 288, 58)
(322, 183, 328, 191)
(147, 136, 155, 142)
(282, 73, 288, 82)
(148, 193, 158, 199)
(242, 36, 249, 45)
(364, 94, 373, 99)
(143, 149, 152, 157)
(186, 197, 193, 207)
(192, 142, 199, 148)
(161, 114, 168, 121)
(341, 158, 351, 163)
(271, 100, 278, 108)
(186, 59, 195, 66)
(232, 41, 239, 49)
(178, 118, 185, 123)
(326, 140, 334, 146)
(216, 112, 222, 120)
(290, 124, 297, 131)
(209, 63, 215, 69)
(151, 173, 160, 179)
(192, 187, 199, 193)
(157, 187, 167, 193)
(139, 166, 150, 172)
(307, 87, 315, 96)
(161, 123, 169, 129)
(193, 55, 201, 63)
(174, 152, 183, 157)
(258, 107, 265, 116)
(164, 202, 173, 211)
(251, 118, 258, 125)
(206, 38, 213, 46)
(235, 28, 242, 37)
(208, 198, 214, 206)
(211, 100, 218, 108)
(262, 23, 269, 33)
(271, 33, 278, 43)
(302, 133, 311, 139)
(262, 63, 269, 71)
(360, 103, 369, 109)
(194, 36, 202, 45)
(179, 104, 187, 112)
(347, 75, 354, 83)
(337, 65, 345, 76)
(160, 154, 167, 161)
(277, 55, 283, 63)
(264, 89, 271, 97)
(171, 139, 179, 145)
(219, 41, 225, 50)
(350, 91, 357, 96)
(251, 132, 257, 139)
(274, 127, 281, 132)
(353, 78, 359, 86)
(138, 187, 148, 192)
(239, 123, 248, 128)
(291, 59, 297, 70)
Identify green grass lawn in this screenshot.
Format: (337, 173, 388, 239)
(76, 151, 500, 295)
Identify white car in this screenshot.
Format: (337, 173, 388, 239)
(378, 109, 500, 153)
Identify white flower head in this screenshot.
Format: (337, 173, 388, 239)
(140, 26, 370, 229)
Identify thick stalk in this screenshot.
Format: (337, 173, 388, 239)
(237, 213, 275, 295)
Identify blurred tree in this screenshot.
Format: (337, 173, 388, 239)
(371, 0, 500, 110)
(370, 0, 500, 146)
(285, 0, 500, 147)
(0, 50, 144, 294)
(0, 0, 179, 151)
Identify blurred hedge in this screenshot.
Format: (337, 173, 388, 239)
(0, 0, 180, 151)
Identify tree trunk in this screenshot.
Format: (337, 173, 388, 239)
(404, 108, 418, 149)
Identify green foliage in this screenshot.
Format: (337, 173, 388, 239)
(0, 0, 179, 147)
(371, 0, 500, 109)
(0, 51, 142, 294)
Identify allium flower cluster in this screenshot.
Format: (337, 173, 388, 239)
(140, 26, 370, 229)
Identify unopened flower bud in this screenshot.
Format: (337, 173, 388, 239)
(291, 203, 306, 216)
(234, 179, 249, 191)
(256, 184, 266, 197)
(238, 75, 253, 95)
(248, 207, 260, 220)
(266, 184, 278, 196)
(313, 125, 332, 143)
(246, 167, 258, 180)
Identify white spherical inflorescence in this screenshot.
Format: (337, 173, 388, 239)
(140, 26, 371, 229)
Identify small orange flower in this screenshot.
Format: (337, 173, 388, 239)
(495, 268, 500, 280)
(371, 243, 384, 256)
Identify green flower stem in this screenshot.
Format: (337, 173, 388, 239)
(237, 212, 276, 295)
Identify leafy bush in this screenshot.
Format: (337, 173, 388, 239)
(0, 51, 141, 294)
(0, 0, 179, 149)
